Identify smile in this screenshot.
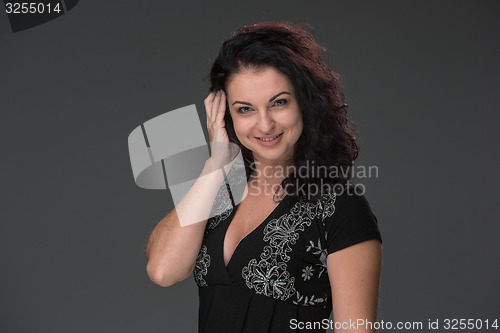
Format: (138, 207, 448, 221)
(255, 133, 284, 146)
(257, 133, 282, 141)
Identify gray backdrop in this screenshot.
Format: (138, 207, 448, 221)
(1, 1, 499, 332)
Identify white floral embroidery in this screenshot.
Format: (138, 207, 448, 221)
(242, 187, 337, 305)
(320, 193, 336, 221)
(263, 213, 312, 262)
(206, 182, 234, 231)
(319, 191, 336, 250)
(194, 245, 211, 287)
(207, 205, 233, 231)
(306, 238, 328, 278)
(206, 165, 247, 231)
(293, 291, 326, 306)
(242, 258, 295, 301)
(301, 266, 314, 281)
(242, 198, 326, 301)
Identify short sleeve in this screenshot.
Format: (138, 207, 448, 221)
(324, 192, 382, 254)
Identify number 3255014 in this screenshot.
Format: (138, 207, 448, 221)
(5, 2, 62, 14)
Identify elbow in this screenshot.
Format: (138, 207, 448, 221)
(146, 262, 192, 287)
(146, 262, 176, 287)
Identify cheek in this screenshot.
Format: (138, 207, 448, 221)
(294, 108, 303, 136)
(296, 120, 303, 138)
(232, 117, 249, 141)
(283, 109, 303, 136)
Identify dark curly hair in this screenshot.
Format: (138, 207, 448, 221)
(208, 21, 359, 202)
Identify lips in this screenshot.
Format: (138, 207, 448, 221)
(256, 133, 283, 142)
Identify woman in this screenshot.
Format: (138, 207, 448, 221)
(146, 21, 382, 332)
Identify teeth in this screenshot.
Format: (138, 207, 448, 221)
(258, 134, 280, 142)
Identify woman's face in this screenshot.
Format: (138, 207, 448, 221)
(226, 66, 303, 166)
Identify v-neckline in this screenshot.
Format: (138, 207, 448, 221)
(222, 195, 290, 270)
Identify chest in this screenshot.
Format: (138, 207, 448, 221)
(223, 196, 278, 267)
(196, 195, 333, 307)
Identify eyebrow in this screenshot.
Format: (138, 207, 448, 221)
(231, 91, 291, 106)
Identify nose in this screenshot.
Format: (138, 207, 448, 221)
(256, 109, 275, 133)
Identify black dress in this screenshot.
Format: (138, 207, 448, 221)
(193, 182, 382, 333)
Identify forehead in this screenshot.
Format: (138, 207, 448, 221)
(226, 66, 294, 98)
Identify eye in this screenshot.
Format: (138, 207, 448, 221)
(237, 106, 252, 114)
(272, 99, 288, 107)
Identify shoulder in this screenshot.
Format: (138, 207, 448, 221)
(333, 186, 376, 219)
(313, 183, 374, 218)
(321, 184, 382, 254)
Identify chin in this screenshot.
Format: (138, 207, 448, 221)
(251, 148, 293, 164)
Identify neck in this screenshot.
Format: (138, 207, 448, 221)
(247, 157, 293, 198)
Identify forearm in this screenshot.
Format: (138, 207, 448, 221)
(328, 240, 382, 332)
(145, 158, 230, 286)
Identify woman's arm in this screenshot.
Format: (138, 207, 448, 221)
(327, 239, 382, 332)
(145, 158, 228, 287)
(145, 90, 230, 287)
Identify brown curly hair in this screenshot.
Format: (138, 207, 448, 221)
(209, 21, 359, 202)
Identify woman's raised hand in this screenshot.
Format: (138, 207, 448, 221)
(204, 90, 234, 171)
(205, 90, 229, 144)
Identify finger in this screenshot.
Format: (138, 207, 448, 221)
(205, 91, 216, 120)
(215, 91, 226, 124)
(210, 90, 221, 123)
